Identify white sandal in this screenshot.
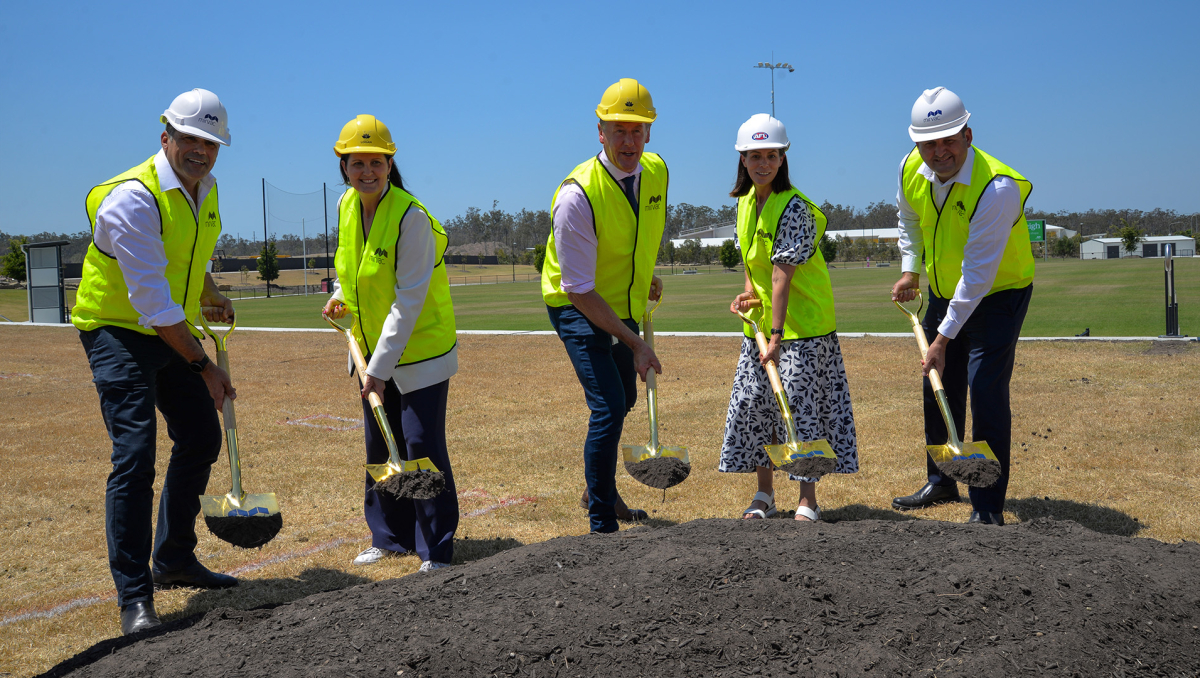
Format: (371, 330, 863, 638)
(742, 491, 777, 520)
(795, 504, 821, 522)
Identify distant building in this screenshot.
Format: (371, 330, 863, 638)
(1080, 235, 1195, 260)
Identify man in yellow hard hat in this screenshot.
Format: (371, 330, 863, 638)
(73, 88, 239, 635)
(890, 87, 1035, 525)
(541, 78, 667, 533)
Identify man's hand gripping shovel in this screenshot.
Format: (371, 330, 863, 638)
(734, 299, 837, 477)
(323, 309, 446, 501)
(893, 291, 1001, 487)
(622, 295, 691, 490)
(197, 311, 282, 548)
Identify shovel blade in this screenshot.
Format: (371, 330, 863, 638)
(622, 443, 690, 466)
(927, 441, 1001, 488)
(364, 457, 440, 483)
(766, 439, 838, 478)
(201, 492, 280, 518)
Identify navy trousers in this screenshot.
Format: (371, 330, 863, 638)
(922, 284, 1033, 513)
(79, 326, 222, 607)
(362, 378, 458, 564)
(548, 305, 639, 534)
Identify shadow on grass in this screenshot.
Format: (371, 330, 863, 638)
(37, 568, 368, 678)
(1005, 497, 1143, 537)
(821, 503, 923, 523)
(452, 536, 525, 565)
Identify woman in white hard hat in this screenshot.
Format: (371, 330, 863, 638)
(720, 114, 858, 522)
(322, 115, 459, 570)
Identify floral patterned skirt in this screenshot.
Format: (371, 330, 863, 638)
(719, 333, 858, 482)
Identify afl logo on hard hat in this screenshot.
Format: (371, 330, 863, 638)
(751, 132, 769, 141)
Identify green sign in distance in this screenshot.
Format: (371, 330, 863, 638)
(1027, 219, 1046, 243)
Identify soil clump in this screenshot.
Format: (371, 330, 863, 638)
(777, 455, 836, 479)
(373, 470, 445, 500)
(46, 518, 1200, 677)
(203, 514, 282, 549)
(624, 457, 690, 489)
(938, 458, 1002, 488)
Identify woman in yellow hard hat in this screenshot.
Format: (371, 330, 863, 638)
(323, 115, 459, 570)
(720, 114, 859, 522)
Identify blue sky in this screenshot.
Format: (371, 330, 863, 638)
(2, 1, 1198, 239)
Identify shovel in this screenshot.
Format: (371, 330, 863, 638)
(894, 290, 1001, 487)
(734, 300, 837, 478)
(197, 311, 282, 549)
(323, 309, 446, 501)
(622, 296, 690, 490)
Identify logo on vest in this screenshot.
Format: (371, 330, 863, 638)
(953, 200, 966, 218)
(204, 210, 218, 227)
(646, 195, 662, 210)
(751, 132, 769, 141)
(925, 109, 943, 119)
(368, 246, 389, 264)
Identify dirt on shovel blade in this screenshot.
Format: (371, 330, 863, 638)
(203, 513, 282, 549)
(373, 470, 446, 500)
(939, 457, 1002, 487)
(50, 518, 1200, 677)
(624, 456, 690, 489)
(778, 454, 836, 479)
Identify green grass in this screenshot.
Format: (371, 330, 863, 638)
(3, 257, 1195, 335)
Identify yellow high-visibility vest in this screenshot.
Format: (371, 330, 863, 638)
(541, 153, 668, 320)
(901, 146, 1034, 299)
(737, 187, 836, 340)
(73, 155, 221, 336)
(335, 185, 457, 365)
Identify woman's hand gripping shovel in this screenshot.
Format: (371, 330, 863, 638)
(893, 291, 1001, 487)
(735, 299, 837, 477)
(622, 295, 691, 490)
(323, 309, 446, 501)
(197, 311, 282, 549)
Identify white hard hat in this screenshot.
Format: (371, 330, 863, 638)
(735, 113, 790, 152)
(161, 88, 231, 146)
(908, 87, 970, 143)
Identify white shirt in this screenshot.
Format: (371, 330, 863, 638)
(550, 151, 642, 295)
(93, 150, 216, 328)
(895, 147, 1022, 339)
(331, 188, 458, 394)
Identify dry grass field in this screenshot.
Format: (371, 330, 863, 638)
(1, 326, 1198, 676)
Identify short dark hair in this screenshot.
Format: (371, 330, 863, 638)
(338, 154, 409, 194)
(729, 151, 791, 198)
(164, 123, 178, 138)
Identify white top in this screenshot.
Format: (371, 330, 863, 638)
(331, 188, 458, 394)
(93, 150, 216, 329)
(550, 151, 642, 295)
(895, 147, 1022, 340)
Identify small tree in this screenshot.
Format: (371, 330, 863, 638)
(533, 244, 546, 274)
(1, 236, 28, 282)
(664, 240, 676, 267)
(211, 257, 223, 274)
(307, 258, 316, 270)
(1117, 220, 1142, 256)
(257, 240, 280, 297)
(718, 239, 739, 270)
(817, 234, 838, 264)
(240, 265, 249, 284)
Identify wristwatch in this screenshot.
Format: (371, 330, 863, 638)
(770, 328, 784, 336)
(189, 355, 211, 374)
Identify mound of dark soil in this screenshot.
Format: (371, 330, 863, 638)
(203, 514, 282, 549)
(625, 457, 690, 489)
(47, 519, 1200, 677)
(373, 470, 445, 501)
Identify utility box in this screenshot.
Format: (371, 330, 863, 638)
(22, 240, 70, 324)
(321, 277, 334, 293)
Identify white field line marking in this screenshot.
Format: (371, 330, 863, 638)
(0, 488, 539, 627)
(280, 413, 363, 431)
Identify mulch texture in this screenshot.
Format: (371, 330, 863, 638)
(44, 518, 1200, 677)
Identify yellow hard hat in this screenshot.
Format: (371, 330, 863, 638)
(333, 114, 397, 156)
(595, 78, 657, 123)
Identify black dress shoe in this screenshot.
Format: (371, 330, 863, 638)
(152, 562, 238, 589)
(120, 600, 162, 635)
(892, 482, 960, 510)
(968, 510, 1005, 525)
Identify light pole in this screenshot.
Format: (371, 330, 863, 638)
(754, 55, 794, 118)
(511, 242, 517, 282)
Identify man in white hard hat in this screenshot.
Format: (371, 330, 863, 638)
(889, 87, 1035, 525)
(74, 88, 239, 635)
(541, 78, 666, 533)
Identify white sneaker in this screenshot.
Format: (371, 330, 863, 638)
(354, 547, 387, 565)
(418, 560, 449, 572)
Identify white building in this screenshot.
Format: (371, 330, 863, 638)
(1080, 235, 1196, 260)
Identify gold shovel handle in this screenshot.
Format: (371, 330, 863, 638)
(324, 310, 403, 466)
(892, 290, 947, 392)
(199, 308, 242, 497)
(735, 299, 788, 403)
